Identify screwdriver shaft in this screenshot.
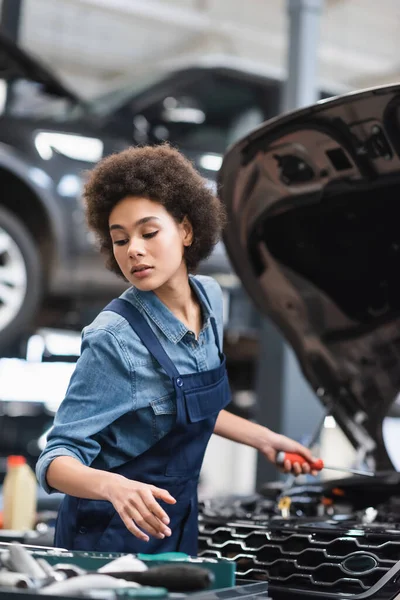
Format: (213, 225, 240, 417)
(323, 464, 375, 477)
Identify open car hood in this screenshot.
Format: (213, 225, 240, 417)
(219, 84, 400, 472)
(0, 30, 79, 101)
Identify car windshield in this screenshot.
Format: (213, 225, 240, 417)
(87, 67, 273, 156)
(87, 70, 166, 118)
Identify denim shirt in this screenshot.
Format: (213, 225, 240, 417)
(36, 275, 224, 494)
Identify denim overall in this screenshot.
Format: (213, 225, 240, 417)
(54, 282, 231, 554)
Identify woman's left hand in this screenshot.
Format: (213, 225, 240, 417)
(260, 432, 319, 476)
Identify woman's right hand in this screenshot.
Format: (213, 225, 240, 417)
(106, 475, 176, 542)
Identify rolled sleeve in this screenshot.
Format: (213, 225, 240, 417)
(36, 447, 84, 494)
(36, 327, 135, 494)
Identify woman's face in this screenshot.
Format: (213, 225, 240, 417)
(109, 196, 192, 291)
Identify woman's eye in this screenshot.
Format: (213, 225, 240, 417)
(143, 231, 158, 239)
(113, 239, 128, 246)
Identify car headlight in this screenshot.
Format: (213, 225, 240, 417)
(34, 131, 104, 163)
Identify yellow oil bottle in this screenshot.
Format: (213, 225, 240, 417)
(3, 456, 37, 530)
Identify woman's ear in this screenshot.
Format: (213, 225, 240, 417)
(181, 217, 193, 247)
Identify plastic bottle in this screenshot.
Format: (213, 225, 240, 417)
(2, 455, 37, 530)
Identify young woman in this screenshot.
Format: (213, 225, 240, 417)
(36, 144, 315, 554)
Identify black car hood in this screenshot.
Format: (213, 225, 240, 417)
(219, 84, 400, 472)
(0, 30, 79, 102)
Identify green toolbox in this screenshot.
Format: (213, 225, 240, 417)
(0, 544, 268, 600)
(32, 548, 236, 591)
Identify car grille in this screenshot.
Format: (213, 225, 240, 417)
(198, 506, 400, 596)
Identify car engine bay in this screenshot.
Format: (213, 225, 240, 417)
(199, 474, 400, 597)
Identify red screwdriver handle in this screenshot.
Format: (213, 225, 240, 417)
(276, 451, 324, 471)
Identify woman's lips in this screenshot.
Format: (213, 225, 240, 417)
(131, 267, 154, 279)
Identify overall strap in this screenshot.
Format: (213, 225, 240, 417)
(104, 299, 180, 380)
(193, 278, 223, 356)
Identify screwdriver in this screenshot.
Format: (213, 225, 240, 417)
(276, 452, 375, 477)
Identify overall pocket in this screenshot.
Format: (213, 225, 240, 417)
(184, 375, 231, 423)
(165, 377, 229, 478)
(73, 499, 115, 551)
(150, 394, 177, 441)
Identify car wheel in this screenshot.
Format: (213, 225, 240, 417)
(0, 207, 42, 354)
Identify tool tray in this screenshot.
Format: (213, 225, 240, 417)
(0, 547, 269, 600)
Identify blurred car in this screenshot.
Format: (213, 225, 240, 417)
(0, 31, 131, 353)
(82, 57, 281, 170)
(78, 57, 333, 174)
(0, 35, 251, 354)
(198, 84, 400, 599)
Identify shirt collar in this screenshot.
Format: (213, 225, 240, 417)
(126, 276, 212, 344)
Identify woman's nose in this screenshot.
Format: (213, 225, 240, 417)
(127, 237, 145, 257)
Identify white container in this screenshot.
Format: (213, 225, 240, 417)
(3, 455, 37, 530)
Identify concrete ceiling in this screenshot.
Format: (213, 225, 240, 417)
(11, 0, 400, 98)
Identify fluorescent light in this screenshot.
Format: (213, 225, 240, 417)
(35, 131, 103, 163)
(199, 153, 223, 172)
(162, 107, 205, 124)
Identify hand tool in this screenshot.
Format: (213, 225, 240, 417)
(59, 563, 213, 593)
(0, 570, 34, 589)
(276, 452, 375, 477)
(101, 564, 214, 592)
(98, 555, 147, 574)
(52, 564, 90, 579)
(279, 403, 335, 493)
(0, 546, 66, 590)
(36, 558, 66, 583)
(0, 543, 214, 595)
(40, 574, 140, 596)
(2, 543, 48, 579)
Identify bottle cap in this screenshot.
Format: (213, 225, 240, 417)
(7, 455, 26, 467)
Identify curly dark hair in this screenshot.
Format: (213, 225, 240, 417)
(83, 144, 226, 277)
